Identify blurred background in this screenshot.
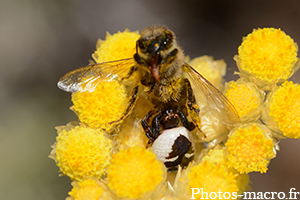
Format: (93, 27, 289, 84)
(1, 0, 300, 199)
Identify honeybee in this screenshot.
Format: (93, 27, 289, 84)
(58, 25, 239, 137)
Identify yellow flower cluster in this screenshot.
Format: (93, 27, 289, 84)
(223, 27, 299, 174)
(51, 26, 300, 200)
(51, 29, 167, 200)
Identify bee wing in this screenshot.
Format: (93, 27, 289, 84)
(183, 63, 240, 126)
(57, 58, 137, 93)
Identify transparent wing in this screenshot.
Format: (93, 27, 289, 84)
(57, 58, 137, 93)
(183, 63, 240, 126)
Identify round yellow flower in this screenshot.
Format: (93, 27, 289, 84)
(224, 79, 265, 122)
(71, 79, 129, 131)
(262, 81, 300, 139)
(187, 161, 238, 200)
(236, 28, 299, 90)
(67, 177, 113, 200)
(200, 147, 251, 196)
(92, 29, 140, 63)
(225, 123, 276, 173)
(107, 146, 166, 199)
(54, 125, 113, 181)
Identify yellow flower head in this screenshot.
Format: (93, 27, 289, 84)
(236, 28, 299, 90)
(107, 146, 166, 199)
(71, 79, 129, 131)
(225, 123, 276, 174)
(262, 81, 300, 139)
(224, 79, 265, 122)
(67, 177, 113, 200)
(188, 55, 226, 91)
(53, 124, 113, 181)
(199, 147, 251, 196)
(92, 29, 140, 63)
(187, 161, 238, 200)
(174, 147, 250, 199)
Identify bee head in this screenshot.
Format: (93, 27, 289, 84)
(135, 25, 177, 83)
(137, 26, 174, 55)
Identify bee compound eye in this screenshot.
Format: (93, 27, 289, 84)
(138, 41, 145, 50)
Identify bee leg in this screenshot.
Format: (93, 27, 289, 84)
(185, 79, 206, 137)
(109, 86, 139, 124)
(177, 109, 195, 131)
